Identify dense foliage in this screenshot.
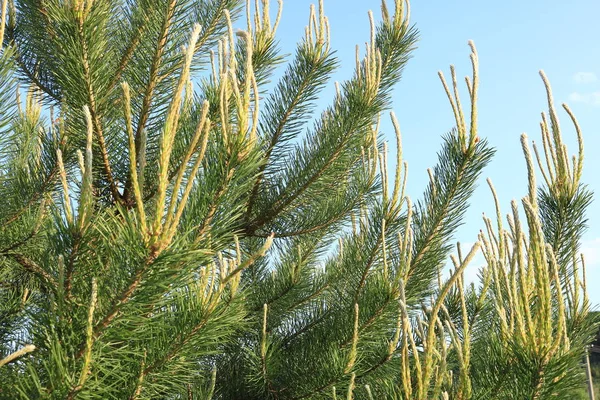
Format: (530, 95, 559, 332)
(0, 0, 596, 398)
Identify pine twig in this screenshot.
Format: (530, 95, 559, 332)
(0, 344, 35, 368)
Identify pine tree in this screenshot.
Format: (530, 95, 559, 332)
(0, 0, 596, 399)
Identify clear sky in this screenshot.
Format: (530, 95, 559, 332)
(263, 0, 600, 304)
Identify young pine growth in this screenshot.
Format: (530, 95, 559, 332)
(0, 0, 595, 399)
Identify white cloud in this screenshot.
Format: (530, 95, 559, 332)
(568, 91, 600, 106)
(569, 92, 586, 102)
(573, 72, 598, 84)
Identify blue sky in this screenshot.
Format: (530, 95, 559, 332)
(260, 0, 600, 303)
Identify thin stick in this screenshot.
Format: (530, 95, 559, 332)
(586, 350, 596, 400)
(0, 344, 35, 367)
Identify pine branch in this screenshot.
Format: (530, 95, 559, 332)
(63, 234, 83, 300)
(1, 165, 58, 225)
(83, 264, 147, 353)
(245, 39, 337, 220)
(107, 21, 145, 93)
(0, 230, 37, 254)
(124, 0, 177, 205)
(4, 252, 55, 287)
(141, 315, 211, 378)
(12, 54, 61, 101)
(353, 228, 385, 304)
(75, 16, 121, 204)
(407, 135, 493, 298)
(6, 1, 61, 101)
(124, 0, 239, 206)
(245, 4, 417, 236)
(249, 145, 347, 232)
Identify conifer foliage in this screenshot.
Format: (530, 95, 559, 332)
(0, 0, 596, 398)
